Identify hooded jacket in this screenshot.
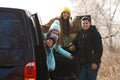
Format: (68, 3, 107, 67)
(43, 33, 71, 71)
(72, 25, 103, 64)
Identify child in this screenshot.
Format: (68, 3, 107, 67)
(44, 34, 58, 48)
(43, 20, 73, 71)
(43, 33, 58, 71)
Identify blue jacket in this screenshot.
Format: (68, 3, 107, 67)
(43, 33, 71, 71)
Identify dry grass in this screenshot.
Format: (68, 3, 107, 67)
(97, 50, 120, 80)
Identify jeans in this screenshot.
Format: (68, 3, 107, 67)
(80, 63, 100, 80)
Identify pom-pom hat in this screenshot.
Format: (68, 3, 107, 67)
(49, 20, 60, 33)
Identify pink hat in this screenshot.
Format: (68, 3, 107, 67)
(48, 33, 58, 43)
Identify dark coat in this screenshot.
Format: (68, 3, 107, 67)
(72, 25, 103, 64)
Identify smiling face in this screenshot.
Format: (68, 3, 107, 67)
(81, 17, 91, 31)
(81, 20, 91, 31)
(61, 7, 71, 20)
(51, 29, 59, 35)
(62, 12, 70, 20)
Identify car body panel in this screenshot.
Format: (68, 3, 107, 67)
(0, 7, 48, 80)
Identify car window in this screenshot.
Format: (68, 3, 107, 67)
(0, 12, 29, 48)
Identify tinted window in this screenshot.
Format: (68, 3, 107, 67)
(0, 12, 29, 48)
(0, 11, 32, 65)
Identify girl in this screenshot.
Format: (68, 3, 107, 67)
(43, 20, 73, 71)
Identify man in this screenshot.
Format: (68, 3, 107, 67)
(70, 17, 103, 80)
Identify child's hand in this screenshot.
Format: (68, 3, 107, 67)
(69, 55, 74, 59)
(46, 39, 53, 47)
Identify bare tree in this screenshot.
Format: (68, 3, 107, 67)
(70, 0, 120, 51)
(95, 0, 120, 51)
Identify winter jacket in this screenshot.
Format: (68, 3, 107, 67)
(72, 25, 103, 64)
(43, 33, 71, 71)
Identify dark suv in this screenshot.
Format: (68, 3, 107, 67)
(0, 7, 48, 80)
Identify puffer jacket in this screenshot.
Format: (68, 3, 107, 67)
(43, 33, 71, 71)
(72, 25, 103, 64)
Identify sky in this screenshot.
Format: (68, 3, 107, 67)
(0, 0, 72, 24)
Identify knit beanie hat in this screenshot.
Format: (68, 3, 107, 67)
(61, 7, 71, 16)
(49, 20, 60, 33)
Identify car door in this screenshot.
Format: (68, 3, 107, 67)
(31, 13, 49, 80)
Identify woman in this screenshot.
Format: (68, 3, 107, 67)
(43, 7, 72, 45)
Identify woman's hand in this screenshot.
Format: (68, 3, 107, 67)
(69, 55, 74, 59)
(69, 45, 76, 51)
